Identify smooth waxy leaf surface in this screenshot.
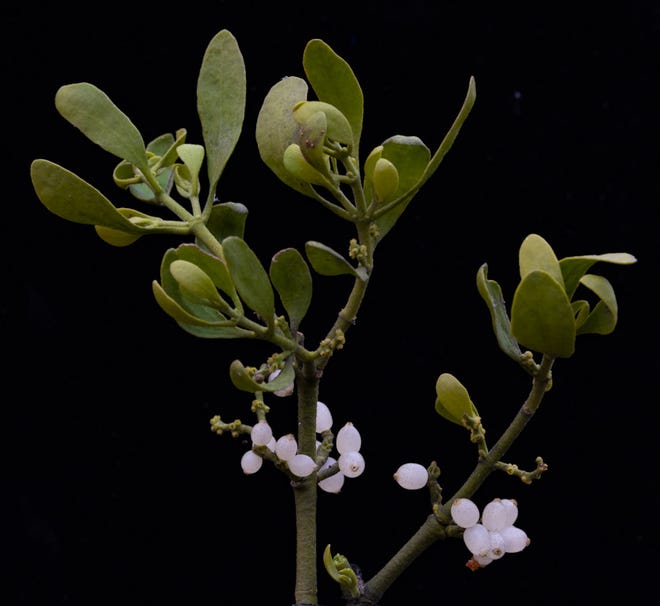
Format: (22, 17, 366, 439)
(202, 201, 249, 246)
(511, 270, 576, 357)
(229, 357, 295, 394)
(575, 274, 618, 335)
(519, 233, 564, 286)
(560, 252, 637, 299)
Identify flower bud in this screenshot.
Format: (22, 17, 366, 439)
(393, 463, 428, 490)
(372, 157, 399, 202)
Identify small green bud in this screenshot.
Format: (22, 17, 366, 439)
(293, 100, 354, 147)
(283, 143, 334, 187)
(372, 157, 399, 202)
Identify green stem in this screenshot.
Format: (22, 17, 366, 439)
(358, 354, 555, 604)
(293, 357, 321, 604)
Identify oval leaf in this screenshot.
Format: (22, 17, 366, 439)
(270, 248, 313, 330)
(55, 82, 148, 170)
(560, 252, 637, 300)
(197, 29, 246, 193)
(169, 259, 229, 310)
(519, 234, 564, 287)
(31, 160, 143, 231)
(305, 241, 364, 280)
(303, 39, 364, 157)
(223, 236, 275, 327)
(511, 270, 576, 358)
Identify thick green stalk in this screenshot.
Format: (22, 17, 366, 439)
(357, 354, 555, 604)
(293, 358, 321, 604)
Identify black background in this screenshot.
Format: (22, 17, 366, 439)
(6, 2, 659, 605)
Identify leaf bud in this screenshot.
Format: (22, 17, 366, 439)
(372, 157, 399, 202)
(292, 100, 354, 147)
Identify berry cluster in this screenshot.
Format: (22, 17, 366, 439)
(450, 498, 530, 569)
(240, 400, 364, 493)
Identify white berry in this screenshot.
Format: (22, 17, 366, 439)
(316, 401, 333, 432)
(451, 498, 480, 528)
(393, 463, 428, 490)
(501, 498, 519, 526)
(240, 450, 263, 474)
(250, 420, 273, 446)
(338, 451, 365, 478)
(275, 434, 298, 461)
(482, 498, 509, 531)
(336, 422, 362, 454)
(318, 457, 345, 493)
(288, 454, 317, 478)
(463, 523, 490, 557)
(501, 525, 530, 553)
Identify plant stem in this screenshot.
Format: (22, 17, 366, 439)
(293, 357, 321, 604)
(357, 354, 555, 604)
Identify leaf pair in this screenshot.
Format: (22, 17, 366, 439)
(478, 234, 636, 359)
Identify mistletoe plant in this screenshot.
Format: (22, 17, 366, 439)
(30, 29, 636, 605)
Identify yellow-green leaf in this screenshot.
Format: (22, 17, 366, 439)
(435, 373, 479, 426)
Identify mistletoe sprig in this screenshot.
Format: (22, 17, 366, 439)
(30, 28, 636, 605)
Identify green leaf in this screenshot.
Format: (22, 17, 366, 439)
(511, 270, 576, 357)
(519, 233, 564, 287)
(203, 201, 249, 245)
(560, 252, 637, 300)
(197, 29, 246, 196)
(303, 39, 364, 158)
(229, 357, 295, 394)
(174, 243, 238, 304)
(31, 160, 144, 231)
(305, 241, 366, 280)
(256, 76, 316, 198)
(575, 274, 618, 335)
(155, 248, 252, 339)
(373, 136, 431, 240)
(476, 263, 522, 361)
(435, 373, 479, 426)
(55, 82, 148, 171)
(223, 237, 275, 327)
(270, 248, 313, 331)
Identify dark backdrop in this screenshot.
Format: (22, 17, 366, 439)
(6, 2, 658, 605)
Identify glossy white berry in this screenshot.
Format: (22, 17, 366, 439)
(451, 498, 480, 528)
(240, 450, 263, 474)
(318, 457, 345, 493)
(487, 531, 506, 559)
(288, 453, 317, 478)
(500, 525, 530, 553)
(472, 553, 493, 567)
(316, 401, 333, 433)
(275, 434, 298, 461)
(501, 498, 519, 526)
(338, 451, 365, 478)
(336, 422, 362, 454)
(266, 436, 276, 452)
(393, 463, 428, 490)
(463, 523, 490, 557)
(482, 499, 509, 531)
(250, 420, 273, 446)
